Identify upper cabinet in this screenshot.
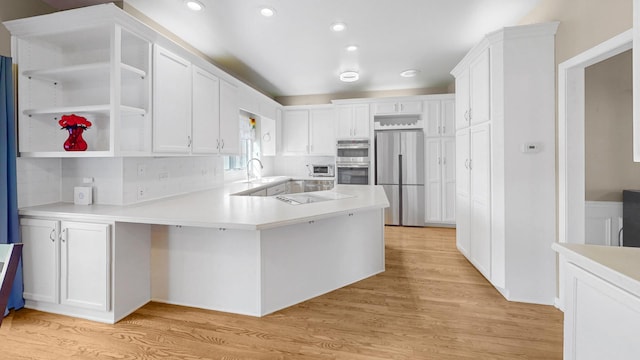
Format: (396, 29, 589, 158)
(153, 45, 192, 153)
(424, 96, 455, 137)
(455, 48, 490, 130)
(5, 4, 154, 157)
(373, 100, 422, 115)
(335, 104, 370, 139)
(282, 105, 336, 156)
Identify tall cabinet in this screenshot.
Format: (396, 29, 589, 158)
(424, 95, 456, 226)
(451, 22, 559, 305)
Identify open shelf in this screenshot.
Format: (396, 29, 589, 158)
(23, 105, 147, 117)
(22, 62, 146, 83)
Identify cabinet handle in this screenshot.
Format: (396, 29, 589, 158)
(468, 159, 473, 170)
(443, 157, 446, 165)
(187, 136, 192, 147)
(394, 103, 398, 112)
(465, 159, 470, 169)
(400, 103, 404, 112)
(216, 139, 220, 150)
(221, 139, 224, 149)
(49, 228, 56, 242)
(442, 126, 446, 134)
(438, 126, 441, 134)
(468, 108, 472, 122)
(438, 157, 441, 165)
(61, 228, 67, 242)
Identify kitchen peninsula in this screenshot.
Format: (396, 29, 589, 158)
(19, 181, 389, 323)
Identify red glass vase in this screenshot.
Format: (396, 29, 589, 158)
(63, 126, 88, 151)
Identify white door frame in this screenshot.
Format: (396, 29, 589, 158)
(558, 30, 632, 244)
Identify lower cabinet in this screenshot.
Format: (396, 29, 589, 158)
(425, 136, 456, 225)
(20, 218, 111, 312)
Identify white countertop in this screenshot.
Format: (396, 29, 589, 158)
(19, 180, 389, 230)
(553, 243, 640, 297)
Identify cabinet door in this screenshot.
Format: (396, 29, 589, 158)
(398, 100, 422, 114)
(336, 105, 354, 139)
(455, 129, 470, 257)
(153, 45, 192, 153)
(60, 221, 111, 311)
(441, 137, 456, 223)
(469, 123, 491, 279)
(309, 108, 336, 155)
(424, 100, 441, 137)
(469, 48, 491, 125)
(261, 117, 277, 156)
(352, 104, 370, 138)
(441, 99, 455, 136)
(20, 218, 59, 304)
(282, 109, 310, 154)
(373, 102, 398, 115)
(455, 70, 470, 130)
(425, 137, 442, 223)
(191, 65, 220, 154)
(219, 79, 240, 154)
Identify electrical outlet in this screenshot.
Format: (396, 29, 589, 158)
(158, 172, 169, 181)
(137, 185, 145, 200)
(137, 164, 146, 177)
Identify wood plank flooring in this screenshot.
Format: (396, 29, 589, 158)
(0, 226, 563, 359)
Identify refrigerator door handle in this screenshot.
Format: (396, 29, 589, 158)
(398, 153, 403, 225)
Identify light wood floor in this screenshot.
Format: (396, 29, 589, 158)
(1, 226, 563, 359)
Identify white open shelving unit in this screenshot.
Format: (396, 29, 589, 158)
(6, 5, 154, 157)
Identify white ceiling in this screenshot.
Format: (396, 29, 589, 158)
(41, 0, 541, 98)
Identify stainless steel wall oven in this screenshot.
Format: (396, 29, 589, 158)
(336, 139, 370, 185)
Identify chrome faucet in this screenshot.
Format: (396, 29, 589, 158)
(246, 158, 264, 181)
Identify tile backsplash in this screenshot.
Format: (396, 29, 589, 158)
(17, 156, 224, 207)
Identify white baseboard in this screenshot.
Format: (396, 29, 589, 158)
(585, 201, 622, 246)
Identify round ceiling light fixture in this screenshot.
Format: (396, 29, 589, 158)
(346, 45, 358, 52)
(400, 69, 421, 78)
(339, 71, 359, 82)
(185, 0, 205, 11)
(331, 22, 347, 32)
(260, 7, 276, 17)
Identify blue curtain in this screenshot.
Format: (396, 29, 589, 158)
(1, 56, 24, 316)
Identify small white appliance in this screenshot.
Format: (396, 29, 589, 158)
(74, 186, 93, 205)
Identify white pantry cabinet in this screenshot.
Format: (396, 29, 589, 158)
(20, 218, 111, 312)
(282, 105, 335, 155)
(335, 104, 370, 139)
(450, 22, 558, 304)
(373, 100, 422, 116)
(4, 5, 154, 157)
(153, 46, 239, 155)
(424, 95, 456, 226)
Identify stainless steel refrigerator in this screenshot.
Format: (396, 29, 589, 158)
(375, 130, 425, 226)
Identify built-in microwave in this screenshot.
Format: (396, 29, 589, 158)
(308, 164, 335, 177)
(336, 139, 369, 165)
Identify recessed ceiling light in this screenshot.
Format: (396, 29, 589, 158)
(331, 22, 346, 32)
(346, 45, 358, 52)
(339, 71, 359, 82)
(185, 0, 204, 11)
(260, 7, 276, 17)
(400, 69, 420, 78)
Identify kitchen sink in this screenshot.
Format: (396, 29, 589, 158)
(232, 178, 334, 197)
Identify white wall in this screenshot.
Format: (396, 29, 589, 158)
(16, 158, 61, 208)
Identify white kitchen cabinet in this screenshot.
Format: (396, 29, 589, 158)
(282, 105, 336, 155)
(153, 46, 239, 155)
(153, 45, 192, 153)
(455, 124, 491, 277)
(218, 79, 240, 154)
(425, 137, 456, 225)
(20, 218, 111, 312)
(450, 22, 558, 304)
(335, 104, 370, 139)
(191, 65, 220, 154)
(373, 100, 422, 115)
(5, 5, 153, 157)
(455, 48, 490, 130)
(424, 97, 455, 137)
